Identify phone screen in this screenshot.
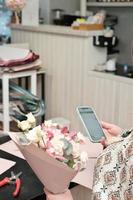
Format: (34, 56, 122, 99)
(78, 107, 105, 142)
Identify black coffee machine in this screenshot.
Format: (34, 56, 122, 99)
(52, 9, 65, 25)
(93, 14, 119, 55)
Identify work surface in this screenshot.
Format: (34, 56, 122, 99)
(0, 135, 45, 200)
(0, 134, 102, 199)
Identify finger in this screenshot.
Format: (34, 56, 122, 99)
(101, 121, 113, 129)
(108, 127, 122, 136)
(100, 137, 108, 148)
(44, 188, 53, 196)
(102, 128, 109, 135)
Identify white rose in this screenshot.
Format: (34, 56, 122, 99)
(47, 147, 55, 155)
(73, 151, 88, 170)
(17, 120, 31, 132)
(53, 131, 64, 140)
(51, 137, 64, 156)
(26, 113, 36, 127)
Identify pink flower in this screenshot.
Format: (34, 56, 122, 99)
(69, 131, 77, 140)
(46, 140, 52, 149)
(61, 127, 69, 134)
(5, 0, 26, 11)
(47, 131, 54, 140)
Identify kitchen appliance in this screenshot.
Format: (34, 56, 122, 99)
(115, 64, 133, 78)
(52, 8, 65, 25)
(93, 14, 119, 55)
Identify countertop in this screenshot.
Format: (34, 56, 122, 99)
(89, 70, 133, 85)
(11, 24, 104, 38)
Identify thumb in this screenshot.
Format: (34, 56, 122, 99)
(100, 137, 108, 148)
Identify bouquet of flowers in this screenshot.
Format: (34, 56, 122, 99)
(9, 113, 89, 194)
(5, 0, 26, 24)
(5, 0, 26, 11)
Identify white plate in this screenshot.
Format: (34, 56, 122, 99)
(0, 46, 30, 61)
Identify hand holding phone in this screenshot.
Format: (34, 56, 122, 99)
(76, 106, 106, 143)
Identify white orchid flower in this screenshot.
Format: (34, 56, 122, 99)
(80, 151, 88, 163)
(76, 132, 86, 143)
(17, 120, 31, 132)
(26, 125, 43, 143)
(71, 141, 80, 158)
(79, 151, 88, 169)
(44, 120, 53, 127)
(26, 113, 36, 127)
(45, 120, 58, 128)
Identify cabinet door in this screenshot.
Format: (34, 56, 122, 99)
(85, 75, 119, 124)
(118, 82, 133, 129)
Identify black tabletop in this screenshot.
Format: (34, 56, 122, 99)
(0, 135, 46, 200)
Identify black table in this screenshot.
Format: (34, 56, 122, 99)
(0, 135, 46, 200)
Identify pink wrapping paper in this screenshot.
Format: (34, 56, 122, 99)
(8, 132, 102, 192)
(20, 144, 77, 194)
(8, 132, 77, 194)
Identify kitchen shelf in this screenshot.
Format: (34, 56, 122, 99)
(80, 0, 133, 16)
(86, 2, 133, 7)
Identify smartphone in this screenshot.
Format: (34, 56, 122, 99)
(76, 106, 105, 143)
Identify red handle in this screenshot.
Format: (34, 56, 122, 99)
(0, 177, 10, 187)
(13, 178, 21, 197)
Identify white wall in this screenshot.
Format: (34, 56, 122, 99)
(12, 27, 106, 130)
(39, 0, 80, 24)
(50, 0, 80, 13)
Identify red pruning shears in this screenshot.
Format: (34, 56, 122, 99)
(0, 171, 22, 197)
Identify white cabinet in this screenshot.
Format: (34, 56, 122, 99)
(87, 72, 119, 124)
(88, 71, 133, 129)
(118, 82, 133, 129)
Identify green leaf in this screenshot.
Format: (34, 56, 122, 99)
(67, 160, 75, 168)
